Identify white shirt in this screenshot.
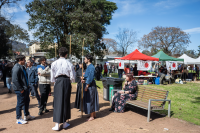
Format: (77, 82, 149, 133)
(51, 58, 76, 83)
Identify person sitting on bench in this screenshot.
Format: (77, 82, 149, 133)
(109, 73, 138, 113)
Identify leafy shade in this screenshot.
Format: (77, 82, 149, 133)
(26, 0, 117, 58)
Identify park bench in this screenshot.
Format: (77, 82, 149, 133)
(111, 87, 171, 122)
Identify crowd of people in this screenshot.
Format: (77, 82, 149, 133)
(0, 47, 101, 131)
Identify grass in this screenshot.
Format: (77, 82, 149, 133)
(95, 76, 200, 125)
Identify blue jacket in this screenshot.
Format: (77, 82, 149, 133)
(27, 66, 38, 85)
(37, 65, 45, 70)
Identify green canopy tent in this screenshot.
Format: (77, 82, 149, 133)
(152, 51, 184, 61)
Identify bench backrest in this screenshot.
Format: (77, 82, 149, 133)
(137, 87, 169, 108)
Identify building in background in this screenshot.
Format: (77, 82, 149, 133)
(29, 42, 57, 62)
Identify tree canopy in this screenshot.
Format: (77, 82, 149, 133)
(138, 26, 190, 56)
(26, 0, 117, 58)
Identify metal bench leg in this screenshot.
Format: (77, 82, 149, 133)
(147, 100, 151, 122)
(168, 100, 171, 117)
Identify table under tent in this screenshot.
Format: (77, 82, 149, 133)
(178, 54, 200, 81)
(115, 49, 159, 85)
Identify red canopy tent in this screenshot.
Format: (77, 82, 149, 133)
(115, 49, 159, 61)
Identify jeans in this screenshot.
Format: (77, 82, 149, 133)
(29, 84, 40, 104)
(3, 75, 6, 87)
(6, 77, 12, 90)
(118, 73, 122, 79)
(39, 84, 50, 110)
(15, 90, 30, 119)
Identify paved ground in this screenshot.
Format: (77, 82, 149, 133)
(0, 81, 200, 133)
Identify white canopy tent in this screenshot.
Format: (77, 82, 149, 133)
(178, 54, 200, 64)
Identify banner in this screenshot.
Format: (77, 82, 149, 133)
(118, 60, 124, 69)
(137, 61, 152, 70)
(166, 61, 177, 70)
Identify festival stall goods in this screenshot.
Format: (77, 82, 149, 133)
(114, 49, 159, 85)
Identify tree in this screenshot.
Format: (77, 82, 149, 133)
(138, 26, 190, 56)
(26, 0, 117, 58)
(184, 50, 197, 58)
(103, 38, 117, 54)
(0, 16, 29, 58)
(115, 28, 137, 56)
(0, 0, 22, 9)
(142, 50, 151, 56)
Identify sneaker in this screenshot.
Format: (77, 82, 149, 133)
(16, 118, 27, 124)
(24, 115, 35, 121)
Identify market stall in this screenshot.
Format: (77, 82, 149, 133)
(115, 49, 159, 85)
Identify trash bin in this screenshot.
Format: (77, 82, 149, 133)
(101, 77, 124, 101)
(107, 77, 124, 101)
(101, 78, 109, 101)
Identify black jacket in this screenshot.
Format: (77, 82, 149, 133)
(12, 63, 28, 91)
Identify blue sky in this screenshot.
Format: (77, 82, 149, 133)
(2, 0, 200, 53)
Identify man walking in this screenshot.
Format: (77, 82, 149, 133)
(12, 55, 35, 124)
(37, 57, 51, 115)
(26, 59, 40, 106)
(51, 47, 75, 131)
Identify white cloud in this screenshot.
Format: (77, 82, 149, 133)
(2, 3, 27, 14)
(154, 0, 185, 9)
(183, 27, 200, 34)
(112, 0, 145, 18)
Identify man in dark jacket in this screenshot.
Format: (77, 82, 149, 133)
(26, 59, 40, 106)
(95, 64, 101, 80)
(12, 55, 35, 124)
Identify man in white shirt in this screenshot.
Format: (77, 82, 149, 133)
(51, 47, 75, 131)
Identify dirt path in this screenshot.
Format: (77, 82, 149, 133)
(0, 81, 199, 133)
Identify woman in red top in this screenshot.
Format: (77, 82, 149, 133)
(103, 63, 108, 76)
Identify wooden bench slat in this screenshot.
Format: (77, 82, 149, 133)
(138, 88, 167, 94)
(139, 99, 164, 106)
(137, 94, 166, 99)
(139, 87, 168, 93)
(127, 100, 164, 110)
(138, 90, 167, 95)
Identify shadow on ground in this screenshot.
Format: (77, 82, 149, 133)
(191, 97, 200, 104)
(125, 105, 174, 122)
(0, 128, 6, 131)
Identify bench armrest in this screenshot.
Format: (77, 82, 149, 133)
(147, 99, 171, 122)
